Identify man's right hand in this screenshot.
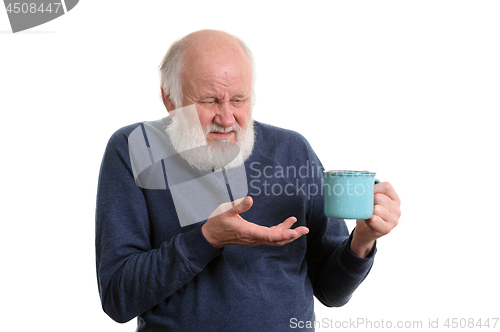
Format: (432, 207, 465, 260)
(201, 196, 309, 249)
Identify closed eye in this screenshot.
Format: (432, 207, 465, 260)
(231, 96, 248, 107)
(200, 98, 218, 106)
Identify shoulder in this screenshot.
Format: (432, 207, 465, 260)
(105, 122, 143, 148)
(105, 117, 171, 150)
(254, 121, 310, 145)
(253, 120, 314, 155)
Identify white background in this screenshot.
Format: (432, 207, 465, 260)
(1, 1, 498, 331)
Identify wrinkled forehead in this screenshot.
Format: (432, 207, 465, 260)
(181, 36, 253, 84)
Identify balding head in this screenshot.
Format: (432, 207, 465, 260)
(159, 29, 253, 109)
(183, 29, 252, 62)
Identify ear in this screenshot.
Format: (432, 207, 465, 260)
(161, 88, 176, 113)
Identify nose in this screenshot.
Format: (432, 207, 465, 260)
(214, 103, 235, 127)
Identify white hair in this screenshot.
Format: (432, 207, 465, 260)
(158, 37, 188, 109)
(158, 31, 255, 109)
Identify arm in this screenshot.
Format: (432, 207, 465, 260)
(301, 144, 377, 306)
(308, 180, 401, 305)
(306, 213, 376, 307)
(95, 130, 221, 323)
(309, 180, 401, 305)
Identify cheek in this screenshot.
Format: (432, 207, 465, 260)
(234, 108, 251, 128)
(195, 108, 214, 130)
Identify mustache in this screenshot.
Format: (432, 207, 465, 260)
(205, 123, 241, 135)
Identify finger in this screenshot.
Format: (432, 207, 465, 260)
(245, 223, 304, 245)
(271, 217, 309, 237)
(373, 204, 398, 225)
(374, 182, 401, 204)
(275, 226, 309, 246)
(374, 192, 401, 218)
(369, 205, 398, 234)
(273, 217, 297, 230)
(231, 196, 253, 215)
(366, 215, 393, 236)
(293, 226, 310, 236)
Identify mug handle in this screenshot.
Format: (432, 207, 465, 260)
(375, 178, 381, 184)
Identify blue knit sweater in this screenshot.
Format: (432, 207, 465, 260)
(95, 118, 375, 331)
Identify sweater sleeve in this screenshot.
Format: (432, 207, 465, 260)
(95, 128, 221, 323)
(303, 140, 376, 307)
(309, 223, 376, 307)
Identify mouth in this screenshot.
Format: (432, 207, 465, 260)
(208, 130, 235, 140)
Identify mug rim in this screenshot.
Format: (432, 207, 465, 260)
(323, 170, 376, 176)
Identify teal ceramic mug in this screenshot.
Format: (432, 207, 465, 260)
(323, 170, 380, 219)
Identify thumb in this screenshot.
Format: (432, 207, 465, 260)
(231, 196, 253, 215)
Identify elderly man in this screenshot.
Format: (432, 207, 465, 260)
(95, 29, 401, 331)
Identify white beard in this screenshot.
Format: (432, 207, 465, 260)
(165, 105, 255, 172)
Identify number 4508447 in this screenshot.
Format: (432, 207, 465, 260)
(444, 318, 498, 329)
(6, 3, 62, 14)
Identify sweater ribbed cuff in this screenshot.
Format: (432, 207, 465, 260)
(339, 230, 377, 275)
